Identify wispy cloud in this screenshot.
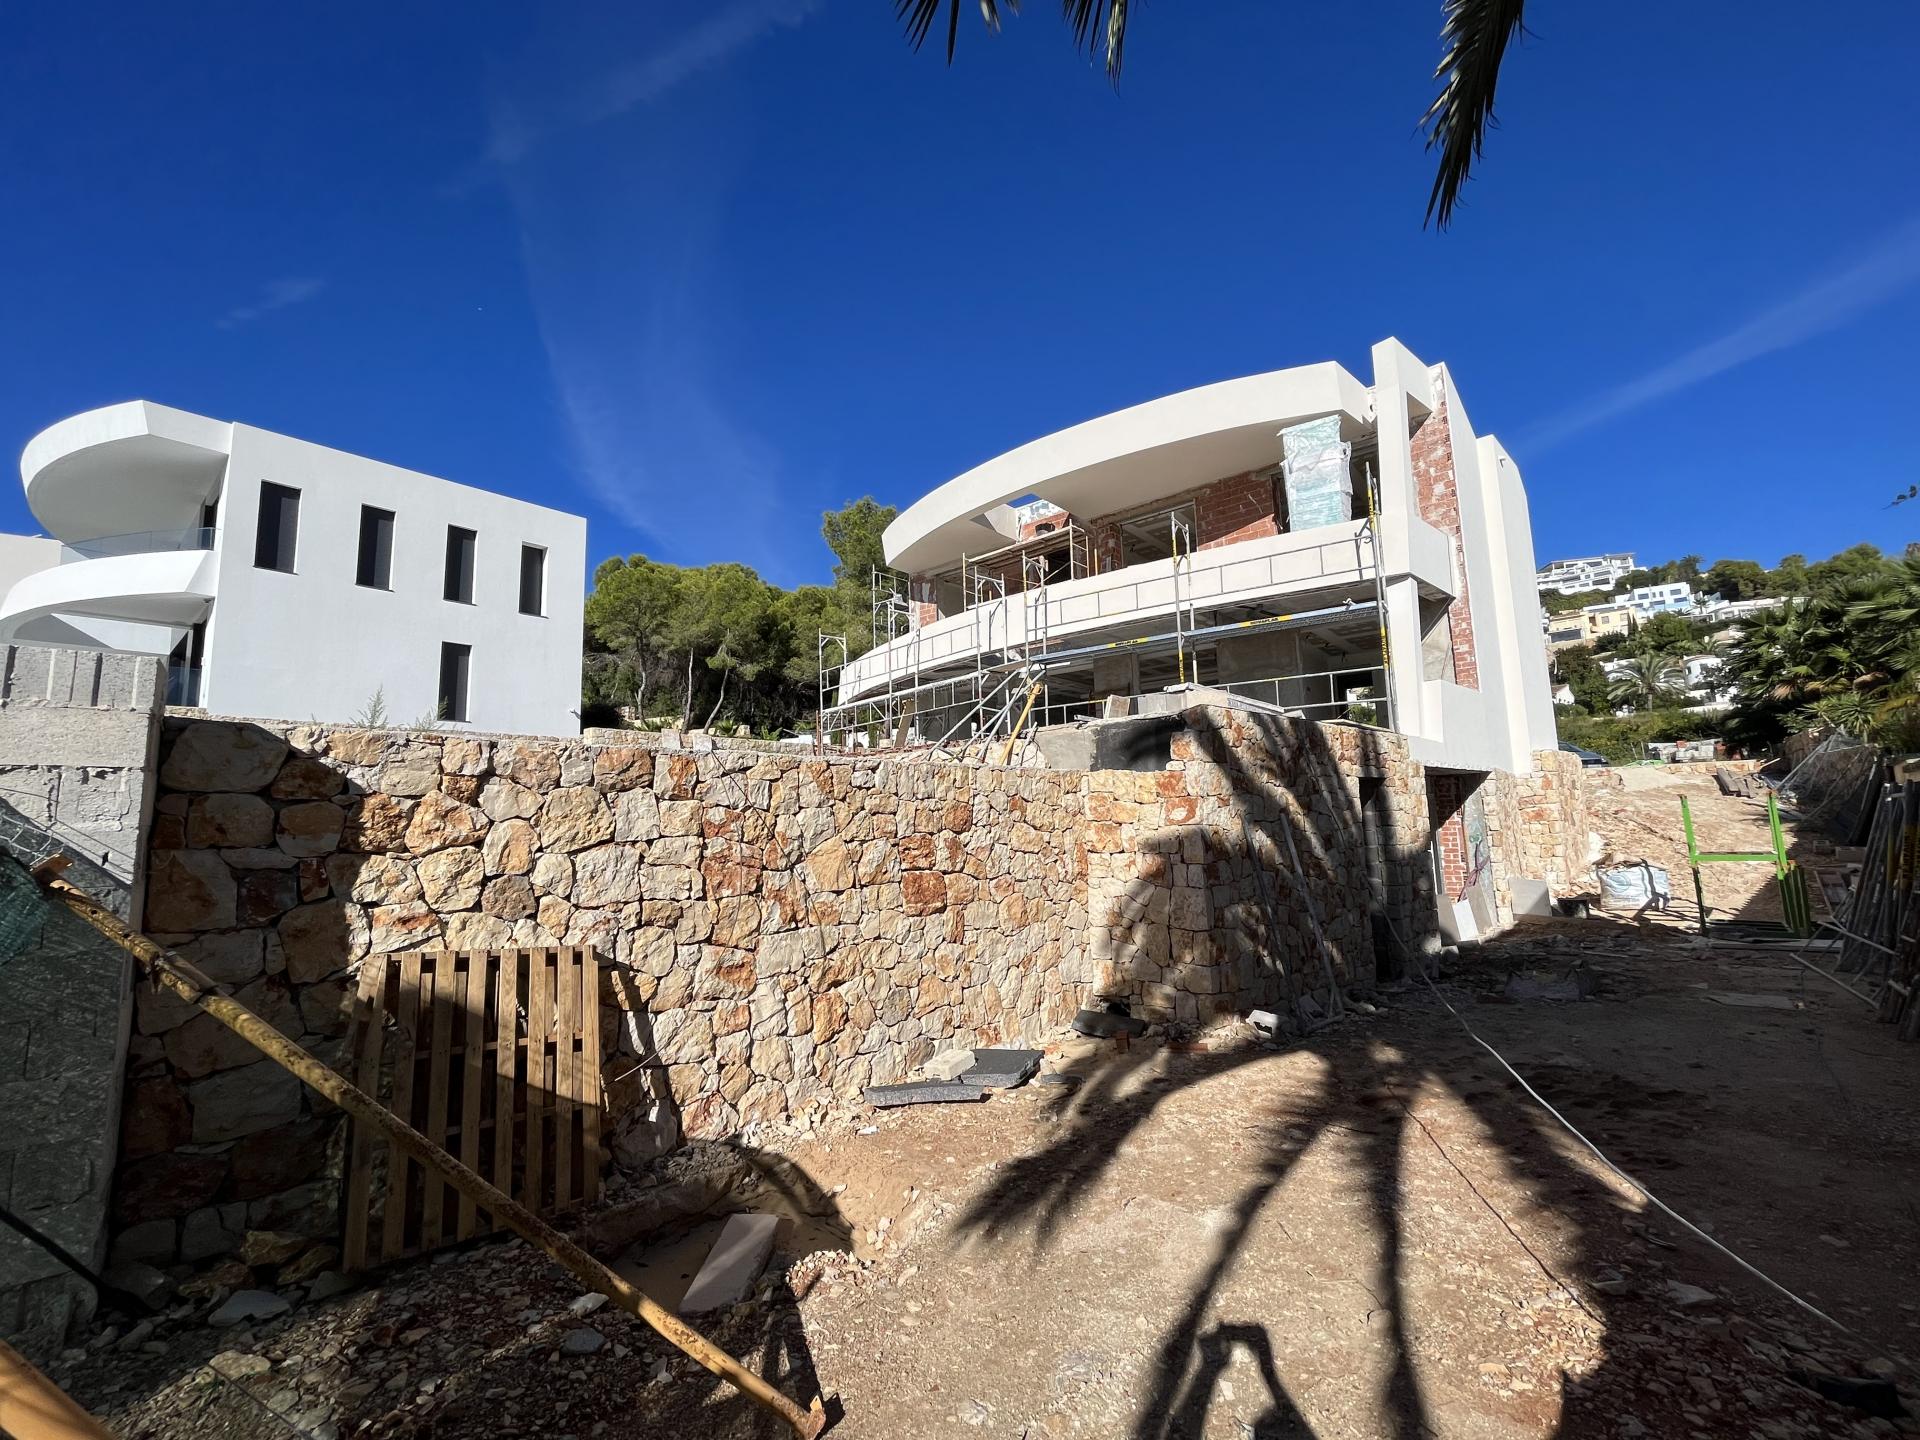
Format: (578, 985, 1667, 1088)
(216, 276, 326, 330)
(1523, 214, 1920, 453)
(447, 0, 821, 193)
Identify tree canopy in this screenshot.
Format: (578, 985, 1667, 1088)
(582, 499, 898, 735)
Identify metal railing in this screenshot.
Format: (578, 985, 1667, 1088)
(1019, 666, 1391, 735)
(1215, 667, 1389, 725)
(841, 526, 1372, 701)
(62, 526, 216, 561)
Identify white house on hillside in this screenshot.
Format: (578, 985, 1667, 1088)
(0, 402, 586, 735)
(1537, 552, 1635, 595)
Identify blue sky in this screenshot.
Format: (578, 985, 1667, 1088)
(3, 1, 1917, 590)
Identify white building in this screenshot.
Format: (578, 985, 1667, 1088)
(831, 338, 1556, 783)
(0, 402, 586, 735)
(1537, 552, 1635, 595)
(1621, 581, 1695, 618)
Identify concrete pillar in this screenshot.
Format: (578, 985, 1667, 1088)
(0, 644, 163, 1358)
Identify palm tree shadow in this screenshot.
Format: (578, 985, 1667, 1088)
(949, 705, 1650, 1440)
(1165, 1322, 1319, 1439)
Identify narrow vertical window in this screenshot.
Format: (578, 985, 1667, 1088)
(444, 526, 476, 603)
(254, 482, 300, 572)
(518, 544, 546, 616)
(356, 506, 394, 589)
(438, 642, 471, 723)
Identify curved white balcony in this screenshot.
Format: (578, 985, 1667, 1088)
(840, 524, 1387, 704)
(0, 548, 217, 640)
(23, 401, 230, 541)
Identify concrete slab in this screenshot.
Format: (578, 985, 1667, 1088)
(864, 1081, 988, 1108)
(922, 1049, 977, 1082)
(678, 1213, 779, 1314)
(960, 1048, 1042, 1088)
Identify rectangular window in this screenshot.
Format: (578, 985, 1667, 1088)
(518, 544, 546, 616)
(444, 526, 476, 603)
(438, 642, 471, 723)
(356, 506, 394, 589)
(254, 482, 300, 572)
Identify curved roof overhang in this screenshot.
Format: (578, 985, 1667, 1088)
(22, 402, 232, 542)
(884, 362, 1375, 574)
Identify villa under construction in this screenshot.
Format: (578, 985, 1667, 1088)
(817, 337, 1555, 786)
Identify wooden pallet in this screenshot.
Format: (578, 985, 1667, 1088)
(342, 946, 603, 1270)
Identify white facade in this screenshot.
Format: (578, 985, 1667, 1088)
(1536, 552, 1635, 595)
(1, 402, 586, 735)
(846, 339, 1556, 779)
(1621, 582, 1694, 617)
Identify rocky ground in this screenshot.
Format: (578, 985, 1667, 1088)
(46, 909, 1920, 1440)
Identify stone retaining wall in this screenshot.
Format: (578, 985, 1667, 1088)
(1084, 710, 1433, 1015)
(116, 706, 1455, 1269)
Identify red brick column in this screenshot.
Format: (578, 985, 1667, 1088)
(1409, 383, 1479, 689)
(1429, 773, 1470, 901)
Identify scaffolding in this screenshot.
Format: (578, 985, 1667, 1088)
(814, 507, 1388, 758)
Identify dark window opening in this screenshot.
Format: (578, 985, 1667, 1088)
(357, 506, 395, 590)
(518, 544, 546, 616)
(444, 526, 476, 604)
(254, 482, 300, 572)
(438, 642, 471, 723)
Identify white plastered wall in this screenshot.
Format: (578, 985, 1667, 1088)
(201, 425, 586, 735)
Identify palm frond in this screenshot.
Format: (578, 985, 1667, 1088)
(894, 0, 1129, 79)
(1062, 0, 1128, 78)
(895, 0, 1005, 61)
(1421, 0, 1529, 228)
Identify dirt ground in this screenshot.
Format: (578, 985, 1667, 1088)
(47, 780, 1920, 1440)
(1583, 770, 1838, 927)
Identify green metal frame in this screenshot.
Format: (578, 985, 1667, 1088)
(1679, 792, 1812, 936)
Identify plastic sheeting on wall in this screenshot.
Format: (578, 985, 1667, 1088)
(1280, 414, 1353, 531)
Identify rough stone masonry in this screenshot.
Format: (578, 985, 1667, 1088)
(108, 702, 1585, 1273)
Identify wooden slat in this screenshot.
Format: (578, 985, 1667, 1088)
(554, 947, 578, 1210)
(380, 950, 424, 1263)
(341, 956, 391, 1271)
(524, 948, 549, 1213)
(420, 952, 457, 1250)
(343, 943, 605, 1264)
(492, 949, 516, 1219)
(456, 949, 488, 1240)
(580, 947, 603, 1205)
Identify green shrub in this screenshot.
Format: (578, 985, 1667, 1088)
(1559, 709, 1722, 765)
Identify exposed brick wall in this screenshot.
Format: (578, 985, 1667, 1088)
(1409, 383, 1479, 690)
(1195, 471, 1280, 551)
(1086, 469, 1280, 572)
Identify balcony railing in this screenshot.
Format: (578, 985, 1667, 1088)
(62, 526, 215, 562)
(1022, 666, 1391, 733)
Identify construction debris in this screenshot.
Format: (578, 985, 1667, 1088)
(957, 1049, 1042, 1088)
(1070, 1008, 1148, 1039)
(863, 1081, 987, 1108)
(680, 1215, 781, 1314)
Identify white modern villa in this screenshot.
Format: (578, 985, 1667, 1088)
(828, 338, 1555, 785)
(0, 402, 586, 735)
(1536, 552, 1636, 596)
